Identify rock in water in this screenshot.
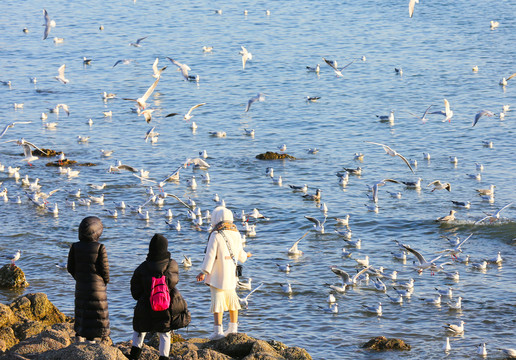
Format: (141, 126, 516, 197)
(256, 152, 297, 160)
(0, 265, 29, 289)
(362, 336, 411, 351)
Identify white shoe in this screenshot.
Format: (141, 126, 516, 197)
(208, 325, 225, 340)
(224, 322, 238, 336)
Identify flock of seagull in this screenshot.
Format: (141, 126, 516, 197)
(0, 3, 515, 359)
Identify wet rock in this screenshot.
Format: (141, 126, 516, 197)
(36, 342, 126, 360)
(0, 265, 29, 289)
(33, 148, 61, 157)
(7, 323, 74, 356)
(9, 293, 68, 326)
(45, 160, 77, 167)
(256, 152, 296, 160)
(361, 336, 411, 351)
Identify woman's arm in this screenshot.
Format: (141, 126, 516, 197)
(96, 243, 110, 284)
(67, 244, 76, 279)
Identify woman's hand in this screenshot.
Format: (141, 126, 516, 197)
(247, 252, 252, 258)
(196, 272, 205, 282)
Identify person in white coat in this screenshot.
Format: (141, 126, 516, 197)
(196, 206, 252, 340)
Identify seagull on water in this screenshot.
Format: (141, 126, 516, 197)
(436, 210, 456, 222)
(287, 231, 309, 256)
(444, 321, 465, 334)
(362, 301, 382, 316)
(376, 110, 395, 123)
(428, 180, 451, 192)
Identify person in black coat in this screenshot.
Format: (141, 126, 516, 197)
(67, 216, 110, 342)
(128, 233, 188, 360)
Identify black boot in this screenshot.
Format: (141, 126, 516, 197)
(128, 346, 142, 360)
(158, 356, 169, 360)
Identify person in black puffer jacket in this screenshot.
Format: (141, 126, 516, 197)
(67, 216, 110, 342)
(128, 233, 189, 360)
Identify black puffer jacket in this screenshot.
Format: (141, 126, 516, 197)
(131, 234, 182, 332)
(67, 216, 110, 340)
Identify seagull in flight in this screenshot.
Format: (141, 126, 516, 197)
(322, 57, 355, 77)
(408, 0, 419, 17)
(0, 121, 32, 139)
(123, 77, 159, 110)
(54, 64, 69, 84)
(239, 283, 264, 309)
(475, 203, 512, 224)
(245, 93, 266, 112)
(113, 59, 135, 68)
(43, 9, 56, 40)
(152, 58, 167, 78)
(166, 103, 206, 121)
(407, 105, 434, 123)
(330, 265, 371, 286)
(364, 141, 415, 174)
(430, 99, 453, 122)
(472, 110, 495, 127)
(130, 36, 147, 47)
(239, 46, 253, 70)
(397, 241, 443, 274)
(166, 57, 191, 80)
(305, 215, 326, 233)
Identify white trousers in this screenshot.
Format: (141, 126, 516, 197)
(132, 331, 171, 357)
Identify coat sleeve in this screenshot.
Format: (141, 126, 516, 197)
(235, 233, 248, 263)
(67, 244, 76, 279)
(201, 233, 218, 274)
(166, 259, 179, 289)
(131, 265, 143, 301)
(96, 243, 110, 284)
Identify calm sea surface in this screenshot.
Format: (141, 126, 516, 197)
(1, 0, 515, 358)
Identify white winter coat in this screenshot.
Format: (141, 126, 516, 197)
(201, 207, 247, 290)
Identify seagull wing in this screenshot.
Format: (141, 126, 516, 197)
(118, 164, 138, 172)
(444, 99, 451, 114)
(474, 215, 490, 225)
(57, 64, 66, 78)
(140, 77, 160, 103)
(403, 245, 426, 265)
(165, 112, 180, 117)
(421, 104, 434, 118)
(408, 0, 417, 17)
(22, 144, 33, 158)
(245, 96, 257, 112)
(495, 202, 513, 216)
(23, 140, 48, 155)
(243, 282, 264, 301)
(506, 72, 516, 81)
(57, 104, 69, 116)
(457, 233, 473, 249)
(473, 110, 492, 127)
(0, 124, 11, 138)
(331, 267, 351, 283)
(113, 60, 123, 68)
(186, 103, 206, 117)
(304, 215, 320, 227)
(136, 36, 147, 44)
(163, 193, 193, 210)
(396, 153, 416, 174)
(322, 57, 338, 71)
(351, 265, 372, 283)
(339, 59, 356, 71)
(152, 58, 159, 74)
(43, 9, 51, 40)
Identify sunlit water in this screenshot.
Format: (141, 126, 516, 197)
(1, 0, 515, 359)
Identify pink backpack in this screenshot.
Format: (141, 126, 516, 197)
(150, 275, 170, 311)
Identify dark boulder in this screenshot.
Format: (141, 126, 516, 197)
(256, 152, 296, 160)
(361, 336, 411, 351)
(0, 265, 29, 289)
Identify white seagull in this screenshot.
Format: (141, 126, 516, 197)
(166, 57, 191, 80)
(430, 99, 454, 122)
(123, 77, 160, 110)
(43, 9, 56, 40)
(166, 103, 206, 121)
(239, 46, 253, 69)
(322, 57, 355, 77)
(54, 65, 69, 84)
(365, 141, 415, 174)
(245, 93, 266, 112)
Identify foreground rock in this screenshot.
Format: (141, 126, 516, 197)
(116, 333, 312, 360)
(256, 152, 296, 160)
(0, 293, 70, 352)
(0, 265, 29, 289)
(361, 336, 411, 351)
(1, 294, 311, 359)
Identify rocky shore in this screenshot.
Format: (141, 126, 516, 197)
(0, 292, 313, 360)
